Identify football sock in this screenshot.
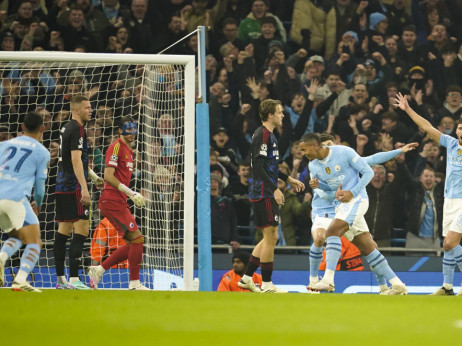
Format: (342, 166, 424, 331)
(102, 244, 130, 270)
(15, 244, 40, 284)
(53, 232, 69, 277)
(128, 236, 144, 281)
(309, 244, 323, 282)
(449, 244, 462, 272)
(244, 255, 260, 278)
(0, 237, 22, 264)
(323, 236, 341, 283)
(370, 266, 388, 286)
(260, 262, 273, 282)
(365, 249, 402, 284)
(69, 233, 86, 278)
(442, 250, 455, 289)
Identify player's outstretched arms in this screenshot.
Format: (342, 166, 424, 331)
(394, 93, 441, 142)
(400, 142, 419, 153)
(104, 167, 146, 207)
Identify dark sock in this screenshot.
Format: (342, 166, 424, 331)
(261, 262, 274, 282)
(53, 232, 69, 277)
(69, 234, 86, 278)
(244, 255, 260, 277)
(102, 244, 130, 271)
(128, 237, 144, 281)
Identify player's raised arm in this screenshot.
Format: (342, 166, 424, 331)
(394, 92, 441, 142)
(364, 142, 418, 166)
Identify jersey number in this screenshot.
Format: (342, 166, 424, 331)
(0, 146, 32, 172)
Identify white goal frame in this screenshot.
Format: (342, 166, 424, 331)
(0, 51, 195, 291)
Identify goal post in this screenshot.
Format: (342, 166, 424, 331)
(0, 51, 195, 290)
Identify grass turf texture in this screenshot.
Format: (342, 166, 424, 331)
(1, 290, 462, 345)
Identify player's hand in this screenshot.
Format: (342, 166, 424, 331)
(130, 192, 146, 207)
(94, 177, 104, 190)
(309, 178, 319, 189)
(31, 201, 40, 216)
(274, 188, 284, 205)
(394, 92, 410, 112)
(335, 184, 353, 203)
(400, 142, 419, 153)
(288, 177, 305, 192)
(80, 189, 91, 206)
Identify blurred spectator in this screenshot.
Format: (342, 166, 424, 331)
(227, 160, 251, 227)
(184, 0, 227, 35)
(122, 0, 158, 53)
(251, 16, 284, 74)
(434, 85, 462, 125)
(384, 0, 413, 37)
(211, 127, 238, 176)
(217, 250, 262, 291)
(95, 0, 130, 25)
(90, 217, 128, 268)
(152, 12, 187, 54)
(381, 111, 409, 144)
(58, 4, 98, 52)
(1, 0, 39, 32)
(414, 139, 445, 177)
(238, 0, 286, 45)
(403, 166, 444, 249)
(210, 173, 240, 250)
(397, 25, 425, 69)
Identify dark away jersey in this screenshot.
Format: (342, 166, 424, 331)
(249, 125, 279, 201)
(55, 119, 89, 193)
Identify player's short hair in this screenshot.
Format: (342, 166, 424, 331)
(300, 132, 321, 145)
(23, 111, 43, 132)
(319, 133, 335, 143)
(259, 99, 282, 122)
(70, 94, 89, 109)
(118, 116, 136, 128)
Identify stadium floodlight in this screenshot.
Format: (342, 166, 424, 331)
(0, 51, 195, 291)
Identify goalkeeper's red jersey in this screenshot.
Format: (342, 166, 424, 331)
(100, 138, 134, 204)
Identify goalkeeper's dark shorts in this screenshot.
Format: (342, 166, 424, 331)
(99, 199, 138, 237)
(251, 198, 280, 229)
(55, 190, 89, 222)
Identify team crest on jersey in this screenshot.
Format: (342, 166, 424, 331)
(458, 149, 462, 156)
(325, 167, 331, 174)
(84, 209, 89, 216)
(260, 144, 268, 156)
(274, 215, 279, 222)
(130, 222, 134, 228)
(334, 165, 341, 172)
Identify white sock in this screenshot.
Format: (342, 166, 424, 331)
(389, 277, 403, 286)
(69, 277, 79, 284)
(241, 274, 252, 282)
(0, 252, 7, 265)
(57, 275, 68, 285)
(129, 280, 140, 288)
(262, 281, 272, 288)
(15, 269, 28, 284)
(443, 283, 453, 290)
(323, 269, 335, 284)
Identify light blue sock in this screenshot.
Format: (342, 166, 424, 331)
(16, 244, 41, 281)
(309, 245, 323, 279)
(371, 267, 388, 286)
(449, 244, 462, 272)
(325, 236, 342, 271)
(0, 237, 22, 260)
(365, 249, 396, 282)
(442, 251, 455, 286)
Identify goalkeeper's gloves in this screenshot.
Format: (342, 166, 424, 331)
(118, 183, 146, 207)
(88, 169, 104, 186)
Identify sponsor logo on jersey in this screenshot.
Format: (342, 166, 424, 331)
(260, 144, 268, 156)
(275, 215, 279, 222)
(84, 209, 89, 216)
(78, 137, 83, 149)
(325, 167, 331, 174)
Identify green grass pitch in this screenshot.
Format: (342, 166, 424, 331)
(1, 290, 462, 345)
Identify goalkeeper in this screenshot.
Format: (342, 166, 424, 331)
(88, 116, 148, 290)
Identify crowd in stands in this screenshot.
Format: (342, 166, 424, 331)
(0, 0, 461, 249)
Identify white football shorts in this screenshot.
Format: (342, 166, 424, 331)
(442, 198, 462, 237)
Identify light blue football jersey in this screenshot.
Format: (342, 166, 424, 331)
(439, 134, 462, 198)
(0, 136, 50, 202)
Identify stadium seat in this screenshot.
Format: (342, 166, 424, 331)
(391, 228, 407, 247)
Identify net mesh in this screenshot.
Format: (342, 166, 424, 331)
(0, 60, 187, 290)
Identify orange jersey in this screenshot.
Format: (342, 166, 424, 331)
(217, 270, 263, 291)
(101, 138, 134, 204)
(319, 236, 364, 271)
(90, 217, 128, 268)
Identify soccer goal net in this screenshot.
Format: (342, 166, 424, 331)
(0, 51, 195, 290)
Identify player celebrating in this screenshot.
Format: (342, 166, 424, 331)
(0, 112, 50, 292)
(88, 116, 148, 290)
(306, 134, 417, 294)
(237, 99, 305, 293)
(54, 95, 103, 290)
(395, 93, 462, 296)
(299, 133, 408, 294)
